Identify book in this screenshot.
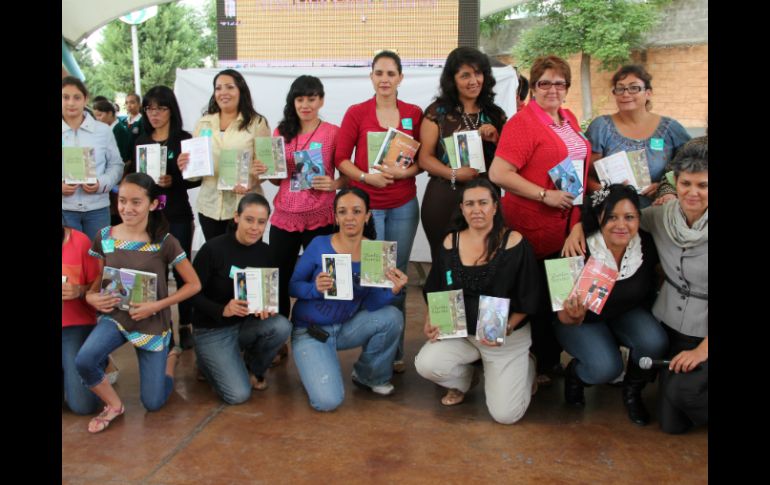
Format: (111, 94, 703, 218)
(548, 156, 584, 200)
(233, 267, 280, 313)
(255, 136, 288, 179)
(290, 148, 325, 192)
(443, 136, 459, 168)
(135, 144, 167, 183)
(476, 295, 509, 345)
(367, 131, 388, 173)
(571, 159, 585, 205)
(665, 170, 675, 186)
(427, 290, 468, 339)
(217, 149, 252, 190)
(100, 266, 130, 311)
(380, 131, 420, 170)
(453, 130, 486, 172)
(62, 146, 97, 184)
(568, 256, 619, 315)
(593, 150, 651, 193)
(322, 254, 353, 300)
(544, 256, 586, 311)
(120, 268, 158, 311)
(62, 276, 67, 284)
(180, 136, 214, 179)
(360, 240, 397, 288)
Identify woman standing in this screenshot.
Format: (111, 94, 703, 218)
(335, 51, 423, 372)
(419, 47, 507, 264)
(585, 65, 691, 208)
(178, 69, 270, 241)
(269, 76, 345, 318)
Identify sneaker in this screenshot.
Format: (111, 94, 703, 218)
(351, 371, 395, 396)
(106, 356, 120, 385)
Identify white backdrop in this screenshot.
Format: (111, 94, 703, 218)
(174, 66, 518, 262)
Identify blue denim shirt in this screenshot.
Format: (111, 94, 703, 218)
(62, 113, 125, 212)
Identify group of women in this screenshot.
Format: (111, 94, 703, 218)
(62, 48, 707, 436)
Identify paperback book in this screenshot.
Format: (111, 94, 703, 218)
(180, 136, 214, 179)
(233, 267, 280, 313)
(593, 149, 651, 193)
(367, 131, 388, 173)
(361, 240, 397, 288)
(452, 130, 486, 172)
(548, 156, 584, 200)
(427, 289, 468, 339)
(290, 148, 325, 192)
(255, 136, 288, 179)
(544, 256, 586, 311)
(135, 144, 167, 183)
(476, 295, 509, 345)
(62, 146, 97, 184)
(322, 253, 353, 300)
(217, 149, 252, 190)
(120, 269, 158, 311)
(568, 256, 619, 315)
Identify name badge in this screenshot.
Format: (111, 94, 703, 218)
(167, 150, 175, 159)
(446, 270, 453, 285)
(650, 138, 665, 151)
(309, 142, 323, 150)
(401, 118, 413, 130)
(229, 265, 243, 279)
(102, 239, 115, 254)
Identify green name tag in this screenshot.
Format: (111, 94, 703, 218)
(446, 270, 453, 285)
(229, 265, 243, 279)
(401, 118, 413, 130)
(650, 138, 665, 151)
(309, 142, 323, 150)
(102, 239, 115, 254)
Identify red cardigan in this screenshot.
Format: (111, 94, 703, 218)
(334, 96, 423, 209)
(494, 102, 591, 259)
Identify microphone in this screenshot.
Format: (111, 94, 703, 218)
(639, 356, 702, 371)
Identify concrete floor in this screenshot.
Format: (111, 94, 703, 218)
(62, 264, 708, 484)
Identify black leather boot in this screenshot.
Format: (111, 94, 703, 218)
(622, 378, 650, 425)
(179, 324, 195, 350)
(564, 359, 585, 406)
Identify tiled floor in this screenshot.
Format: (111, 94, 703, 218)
(62, 264, 707, 484)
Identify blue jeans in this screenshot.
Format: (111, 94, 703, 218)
(62, 325, 101, 415)
(75, 316, 174, 411)
(553, 307, 668, 384)
(371, 196, 419, 361)
(291, 305, 403, 412)
(62, 207, 111, 242)
(193, 315, 292, 405)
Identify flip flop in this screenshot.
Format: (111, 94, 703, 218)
(441, 388, 465, 406)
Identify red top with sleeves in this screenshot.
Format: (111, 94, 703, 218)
(334, 96, 422, 209)
(62, 229, 100, 327)
(494, 101, 591, 259)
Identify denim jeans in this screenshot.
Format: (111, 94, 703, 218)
(75, 316, 174, 411)
(62, 325, 101, 415)
(193, 315, 292, 405)
(62, 207, 111, 242)
(168, 220, 194, 326)
(553, 307, 668, 384)
(291, 305, 403, 412)
(371, 196, 419, 361)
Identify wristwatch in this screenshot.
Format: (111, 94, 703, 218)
(359, 172, 367, 183)
(538, 189, 547, 202)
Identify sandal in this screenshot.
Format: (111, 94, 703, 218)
(88, 404, 125, 434)
(441, 388, 465, 406)
(270, 343, 289, 367)
(250, 373, 268, 391)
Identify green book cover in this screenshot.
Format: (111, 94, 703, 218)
(427, 290, 468, 338)
(361, 240, 397, 288)
(255, 137, 276, 174)
(443, 136, 459, 168)
(665, 170, 675, 187)
(544, 256, 586, 311)
(367, 131, 387, 170)
(62, 146, 97, 184)
(218, 149, 238, 189)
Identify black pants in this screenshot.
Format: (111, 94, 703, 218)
(198, 213, 231, 242)
(269, 223, 335, 318)
(420, 177, 463, 264)
(531, 255, 564, 374)
(658, 325, 708, 434)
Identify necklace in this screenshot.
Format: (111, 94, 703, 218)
(295, 119, 322, 152)
(460, 111, 481, 131)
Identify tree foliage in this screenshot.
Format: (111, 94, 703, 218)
(513, 0, 671, 71)
(73, 44, 116, 99)
(480, 8, 514, 37)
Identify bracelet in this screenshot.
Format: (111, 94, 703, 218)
(539, 189, 547, 202)
(359, 172, 366, 184)
(450, 168, 457, 191)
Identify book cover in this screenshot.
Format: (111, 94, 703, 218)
(100, 266, 130, 311)
(476, 295, 509, 345)
(548, 156, 584, 199)
(290, 148, 325, 192)
(381, 132, 420, 169)
(217, 149, 251, 190)
(259, 267, 280, 313)
(571, 159, 585, 205)
(627, 149, 652, 190)
(120, 268, 157, 310)
(361, 240, 397, 288)
(234, 269, 258, 312)
(427, 290, 468, 339)
(367, 131, 388, 173)
(255, 136, 288, 179)
(593, 151, 650, 193)
(135, 144, 165, 183)
(443, 136, 459, 168)
(567, 256, 619, 315)
(372, 127, 416, 170)
(665, 170, 675, 186)
(180, 136, 214, 179)
(62, 146, 97, 184)
(322, 254, 353, 300)
(453, 130, 486, 172)
(544, 256, 586, 311)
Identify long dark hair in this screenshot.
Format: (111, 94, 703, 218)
(582, 184, 640, 237)
(277, 76, 325, 142)
(121, 173, 169, 243)
(206, 69, 264, 131)
(333, 187, 377, 240)
(141, 86, 185, 138)
(435, 47, 506, 129)
(447, 179, 506, 264)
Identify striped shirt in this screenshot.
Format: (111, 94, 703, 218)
(549, 121, 588, 162)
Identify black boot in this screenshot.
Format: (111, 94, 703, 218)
(564, 359, 585, 406)
(179, 325, 195, 350)
(622, 363, 653, 425)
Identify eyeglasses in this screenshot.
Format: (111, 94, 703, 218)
(612, 85, 645, 95)
(536, 80, 569, 91)
(144, 106, 170, 114)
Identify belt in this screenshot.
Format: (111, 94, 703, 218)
(665, 275, 708, 300)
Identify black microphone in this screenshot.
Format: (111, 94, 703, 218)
(639, 357, 703, 371)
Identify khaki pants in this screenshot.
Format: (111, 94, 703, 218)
(415, 323, 535, 425)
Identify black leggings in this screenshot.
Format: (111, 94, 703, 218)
(658, 325, 708, 434)
(198, 213, 231, 242)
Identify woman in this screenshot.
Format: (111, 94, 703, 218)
(289, 188, 408, 411)
(585, 65, 691, 208)
(640, 137, 708, 434)
(555, 184, 667, 426)
(61, 76, 125, 240)
(178, 69, 270, 241)
(415, 179, 540, 424)
(335, 51, 423, 372)
(62, 224, 101, 415)
(488, 56, 590, 384)
(269, 75, 346, 318)
(131, 86, 201, 349)
(76, 173, 201, 433)
(419, 47, 507, 264)
(191, 193, 293, 404)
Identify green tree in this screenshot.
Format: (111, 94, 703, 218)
(480, 8, 513, 37)
(73, 44, 116, 100)
(95, 2, 209, 95)
(201, 0, 218, 65)
(513, 0, 671, 120)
